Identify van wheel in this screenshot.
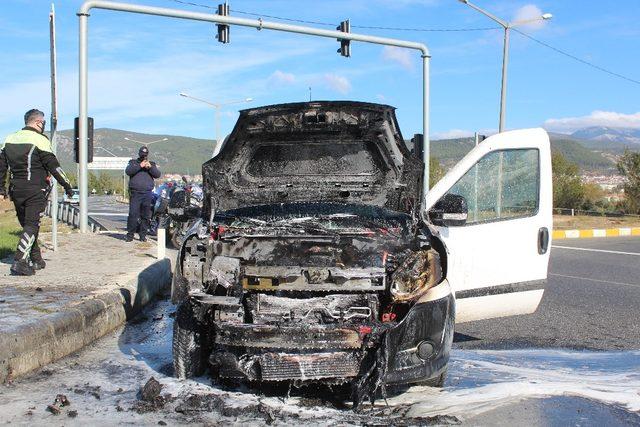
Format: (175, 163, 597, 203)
(415, 369, 447, 388)
(172, 302, 206, 379)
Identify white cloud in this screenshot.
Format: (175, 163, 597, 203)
(268, 70, 296, 85)
(381, 46, 414, 70)
(544, 111, 640, 133)
(376, 94, 386, 102)
(322, 74, 352, 94)
(512, 4, 550, 31)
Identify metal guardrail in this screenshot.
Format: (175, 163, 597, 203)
(553, 207, 640, 218)
(44, 200, 107, 232)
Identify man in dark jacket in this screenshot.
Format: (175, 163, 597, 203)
(0, 109, 74, 276)
(125, 146, 161, 242)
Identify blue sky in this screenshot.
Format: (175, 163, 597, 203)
(1, 0, 639, 141)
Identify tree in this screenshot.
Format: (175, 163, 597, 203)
(617, 150, 640, 214)
(429, 157, 445, 189)
(552, 151, 584, 209)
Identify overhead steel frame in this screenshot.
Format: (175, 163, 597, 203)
(77, 1, 431, 232)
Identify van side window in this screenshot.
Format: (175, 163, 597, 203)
(445, 149, 539, 224)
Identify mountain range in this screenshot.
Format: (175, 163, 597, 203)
(51, 126, 640, 177)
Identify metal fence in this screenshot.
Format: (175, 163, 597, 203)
(44, 200, 106, 232)
(554, 207, 640, 218)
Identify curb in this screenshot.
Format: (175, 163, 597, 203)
(0, 258, 172, 383)
(553, 227, 640, 239)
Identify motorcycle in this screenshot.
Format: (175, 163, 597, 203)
(149, 181, 177, 242)
(167, 178, 203, 248)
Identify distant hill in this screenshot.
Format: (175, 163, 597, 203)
(53, 128, 215, 175)
(50, 126, 627, 178)
(571, 126, 640, 146)
(422, 133, 617, 173)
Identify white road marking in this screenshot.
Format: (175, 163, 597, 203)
(552, 245, 640, 256)
(549, 273, 640, 288)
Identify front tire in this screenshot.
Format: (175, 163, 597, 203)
(172, 302, 206, 379)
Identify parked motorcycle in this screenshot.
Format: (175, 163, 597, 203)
(149, 181, 177, 242)
(167, 177, 203, 248)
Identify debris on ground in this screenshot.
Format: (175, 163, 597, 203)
(45, 394, 71, 415)
(133, 377, 174, 413)
(175, 393, 278, 424)
(46, 404, 60, 415)
(140, 377, 162, 402)
(67, 410, 78, 418)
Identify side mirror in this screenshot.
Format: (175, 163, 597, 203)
(428, 194, 468, 227)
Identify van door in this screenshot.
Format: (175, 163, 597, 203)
(424, 128, 552, 323)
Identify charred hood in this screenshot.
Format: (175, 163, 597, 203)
(202, 101, 424, 216)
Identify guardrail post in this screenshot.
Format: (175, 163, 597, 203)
(157, 227, 166, 259)
(571, 209, 574, 217)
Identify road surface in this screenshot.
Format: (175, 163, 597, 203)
(1, 237, 639, 425)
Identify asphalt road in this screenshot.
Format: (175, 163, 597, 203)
(87, 195, 129, 231)
(455, 236, 640, 351)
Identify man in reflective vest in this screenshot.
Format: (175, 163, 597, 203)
(0, 109, 74, 276)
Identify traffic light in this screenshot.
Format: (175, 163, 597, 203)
(216, 3, 230, 44)
(411, 133, 424, 160)
(336, 19, 350, 57)
(74, 116, 94, 163)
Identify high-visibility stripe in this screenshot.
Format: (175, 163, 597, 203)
(26, 145, 35, 180)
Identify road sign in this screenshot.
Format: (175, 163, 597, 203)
(88, 156, 129, 170)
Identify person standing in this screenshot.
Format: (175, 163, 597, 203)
(0, 109, 74, 276)
(125, 146, 160, 242)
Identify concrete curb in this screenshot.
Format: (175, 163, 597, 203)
(553, 227, 640, 239)
(0, 258, 172, 383)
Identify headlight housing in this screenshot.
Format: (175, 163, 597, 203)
(390, 249, 442, 302)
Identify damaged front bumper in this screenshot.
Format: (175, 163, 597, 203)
(207, 281, 454, 386)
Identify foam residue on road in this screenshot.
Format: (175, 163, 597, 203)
(381, 348, 640, 421)
(1, 298, 640, 425)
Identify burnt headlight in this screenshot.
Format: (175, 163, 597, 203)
(390, 249, 442, 303)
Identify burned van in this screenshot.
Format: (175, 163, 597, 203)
(171, 101, 552, 404)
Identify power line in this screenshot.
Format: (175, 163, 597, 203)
(166, 0, 640, 86)
(512, 28, 640, 86)
(167, 0, 500, 32)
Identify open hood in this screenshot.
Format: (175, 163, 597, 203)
(202, 101, 424, 216)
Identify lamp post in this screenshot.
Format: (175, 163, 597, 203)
(179, 92, 253, 156)
(458, 0, 552, 132)
(123, 136, 168, 146)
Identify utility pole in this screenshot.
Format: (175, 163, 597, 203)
(49, 3, 59, 250)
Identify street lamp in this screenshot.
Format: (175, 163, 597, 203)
(123, 136, 168, 146)
(458, 0, 552, 132)
(179, 92, 253, 155)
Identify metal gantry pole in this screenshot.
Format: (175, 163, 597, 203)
(77, 1, 430, 230)
(49, 3, 59, 249)
(422, 54, 430, 191)
(78, 11, 89, 233)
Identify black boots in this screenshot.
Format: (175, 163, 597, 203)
(11, 259, 35, 276)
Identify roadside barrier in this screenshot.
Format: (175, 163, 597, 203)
(553, 227, 640, 239)
(44, 200, 106, 232)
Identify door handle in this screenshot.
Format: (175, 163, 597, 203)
(538, 227, 549, 254)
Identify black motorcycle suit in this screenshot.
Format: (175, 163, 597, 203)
(0, 127, 73, 262)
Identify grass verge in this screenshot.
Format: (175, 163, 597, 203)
(0, 204, 21, 259)
(553, 215, 640, 230)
